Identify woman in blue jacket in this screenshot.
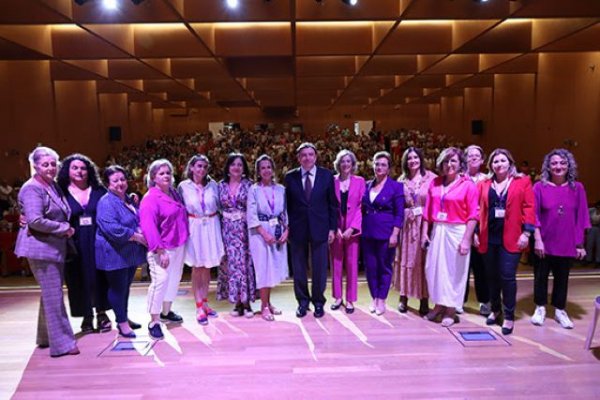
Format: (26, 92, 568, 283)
(96, 166, 148, 338)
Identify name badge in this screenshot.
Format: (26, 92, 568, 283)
(269, 218, 278, 227)
(436, 211, 448, 221)
(230, 212, 243, 221)
(494, 208, 506, 219)
(412, 206, 423, 216)
(79, 216, 93, 226)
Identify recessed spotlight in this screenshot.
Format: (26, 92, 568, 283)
(342, 0, 358, 5)
(102, 0, 118, 10)
(226, 0, 239, 9)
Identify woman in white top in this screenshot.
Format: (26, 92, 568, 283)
(247, 155, 289, 321)
(178, 155, 225, 325)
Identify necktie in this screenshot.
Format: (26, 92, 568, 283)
(304, 171, 312, 201)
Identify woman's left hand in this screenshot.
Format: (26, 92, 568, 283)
(278, 229, 289, 244)
(342, 228, 353, 240)
(458, 239, 471, 255)
(576, 248, 586, 260)
(517, 233, 529, 250)
(388, 234, 398, 248)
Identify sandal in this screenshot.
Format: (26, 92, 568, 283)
(269, 304, 282, 315)
(203, 298, 218, 317)
(261, 307, 275, 322)
(196, 308, 208, 326)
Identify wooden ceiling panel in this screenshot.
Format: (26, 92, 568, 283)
(457, 20, 532, 54)
(379, 22, 453, 55)
(539, 23, 600, 52)
(297, 56, 356, 77)
(224, 56, 293, 77)
(297, 77, 346, 91)
(134, 24, 211, 58)
(50, 60, 101, 80)
(0, 36, 49, 60)
(108, 59, 166, 79)
(245, 77, 294, 92)
(52, 26, 130, 59)
(297, 22, 373, 56)
(361, 55, 418, 75)
(214, 23, 291, 57)
(424, 54, 480, 74)
(182, 0, 291, 22)
(0, 0, 595, 109)
(171, 58, 226, 79)
(296, 0, 401, 21)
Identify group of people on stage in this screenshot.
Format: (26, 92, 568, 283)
(15, 140, 591, 358)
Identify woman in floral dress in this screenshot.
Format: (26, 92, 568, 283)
(217, 153, 256, 317)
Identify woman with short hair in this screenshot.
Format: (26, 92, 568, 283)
(362, 151, 404, 315)
(15, 146, 79, 357)
(330, 149, 365, 314)
(422, 147, 479, 327)
(140, 159, 189, 340)
(96, 165, 147, 338)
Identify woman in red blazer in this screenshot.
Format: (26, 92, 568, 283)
(476, 148, 535, 335)
(330, 150, 366, 313)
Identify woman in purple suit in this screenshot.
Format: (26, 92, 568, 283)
(330, 150, 365, 314)
(362, 151, 405, 315)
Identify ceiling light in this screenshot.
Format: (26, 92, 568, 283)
(226, 0, 239, 9)
(102, 0, 118, 10)
(342, 0, 358, 5)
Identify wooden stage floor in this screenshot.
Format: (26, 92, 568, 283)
(1, 274, 600, 399)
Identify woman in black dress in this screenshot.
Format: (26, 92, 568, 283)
(57, 154, 111, 333)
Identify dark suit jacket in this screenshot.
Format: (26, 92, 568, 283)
(284, 166, 338, 243)
(362, 178, 405, 241)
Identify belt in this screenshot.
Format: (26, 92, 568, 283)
(188, 212, 217, 219)
(257, 214, 283, 222)
(222, 211, 246, 220)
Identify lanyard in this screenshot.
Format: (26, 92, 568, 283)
(193, 182, 207, 214)
(440, 177, 460, 211)
(260, 184, 276, 214)
(492, 178, 512, 207)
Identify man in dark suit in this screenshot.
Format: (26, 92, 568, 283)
(285, 143, 338, 318)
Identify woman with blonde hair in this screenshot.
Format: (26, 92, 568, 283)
(475, 148, 535, 335)
(140, 159, 189, 340)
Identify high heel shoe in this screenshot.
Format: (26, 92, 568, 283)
(501, 320, 514, 335)
(330, 299, 343, 311)
(117, 325, 136, 339)
(128, 319, 142, 330)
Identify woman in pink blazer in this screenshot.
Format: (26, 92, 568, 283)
(330, 150, 365, 313)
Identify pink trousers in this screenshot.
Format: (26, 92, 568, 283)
(330, 236, 359, 302)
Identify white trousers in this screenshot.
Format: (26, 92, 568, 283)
(147, 245, 185, 314)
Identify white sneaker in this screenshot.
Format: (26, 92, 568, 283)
(554, 309, 574, 329)
(530, 305, 546, 326)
